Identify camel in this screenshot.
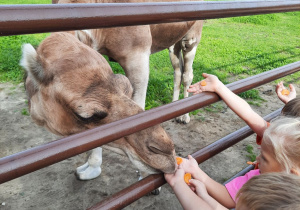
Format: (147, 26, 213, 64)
(20, 32, 176, 182)
(58, 0, 204, 124)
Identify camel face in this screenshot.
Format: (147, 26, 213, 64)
(21, 32, 176, 175)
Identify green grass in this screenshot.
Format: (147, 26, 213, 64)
(21, 108, 30, 116)
(0, 1, 300, 110)
(246, 144, 257, 162)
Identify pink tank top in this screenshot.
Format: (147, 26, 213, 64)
(225, 169, 260, 202)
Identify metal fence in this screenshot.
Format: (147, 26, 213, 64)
(0, 0, 300, 209)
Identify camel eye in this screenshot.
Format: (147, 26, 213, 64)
(148, 146, 164, 155)
(75, 111, 107, 124)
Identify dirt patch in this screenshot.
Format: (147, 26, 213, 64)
(0, 81, 295, 210)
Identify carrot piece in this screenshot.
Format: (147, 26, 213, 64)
(200, 80, 207, 86)
(184, 173, 192, 184)
(247, 161, 254, 165)
(281, 89, 290, 95)
(176, 157, 183, 165)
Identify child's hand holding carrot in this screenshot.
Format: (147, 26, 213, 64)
(188, 73, 221, 95)
(276, 81, 296, 104)
(164, 165, 186, 188)
(178, 155, 208, 183)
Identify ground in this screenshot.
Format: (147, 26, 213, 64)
(0, 81, 296, 210)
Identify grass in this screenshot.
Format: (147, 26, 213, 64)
(245, 144, 257, 162)
(0, 1, 300, 110)
(21, 108, 30, 116)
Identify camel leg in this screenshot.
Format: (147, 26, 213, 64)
(169, 42, 191, 124)
(76, 147, 102, 180)
(119, 53, 150, 109)
(179, 46, 198, 124)
(169, 42, 183, 103)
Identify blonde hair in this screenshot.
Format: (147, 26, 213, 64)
(263, 116, 300, 173)
(236, 172, 300, 210)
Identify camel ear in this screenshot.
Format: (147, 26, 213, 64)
(75, 30, 96, 49)
(20, 44, 44, 85)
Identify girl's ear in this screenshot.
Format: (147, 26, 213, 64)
(290, 168, 300, 176)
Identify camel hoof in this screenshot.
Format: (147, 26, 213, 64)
(75, 163, 101, 180)
(151, 188, 161, 195)
(175, 114, 190, 124)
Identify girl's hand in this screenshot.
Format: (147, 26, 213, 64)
(189, 179, 209, 199)
(187, 73, 221, 95)
(276, 81, 296, 104)
(180, 155, 202, 179)
(164, 166, 185, 188)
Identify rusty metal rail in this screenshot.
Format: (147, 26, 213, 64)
(89, 109, 281, 210)
(0, 0, 300, 36)
(1, 61, 299, 184)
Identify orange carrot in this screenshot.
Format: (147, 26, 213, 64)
(184, 173, 192, 184)
(200, 80, 207, 86)
(281, 89, 290, 95)
(176, 157, 183, 165)
(247, 161, 254, 165)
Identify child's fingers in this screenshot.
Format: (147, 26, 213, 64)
(289, 84, 295, 93)
(189, 82, 200, 88)
(202, 73, 210, 78)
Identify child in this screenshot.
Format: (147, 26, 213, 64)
(168, 117, 300, 208)
(188, 73, 297, 144)
(236, 172, 300, 209)
(165, 170, 300, 210)
(176, 73, 300, 207)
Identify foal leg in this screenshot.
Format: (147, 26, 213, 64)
(76, 147, 102, 180)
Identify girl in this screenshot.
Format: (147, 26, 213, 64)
(166, 73, 300, 208)
(165, 170, 300, 210)
(165, 117, 300, 208)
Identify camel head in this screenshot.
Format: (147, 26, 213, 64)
(20, 32, 176, 174)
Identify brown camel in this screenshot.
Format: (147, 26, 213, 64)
(20, 32, 176, 181)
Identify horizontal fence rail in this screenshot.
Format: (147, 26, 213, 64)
(1, 61, 299, 184)
(89, 109, 281, 210)
(0, 0, 300, 36)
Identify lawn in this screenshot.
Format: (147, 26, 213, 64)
(0, 1, 299, 109)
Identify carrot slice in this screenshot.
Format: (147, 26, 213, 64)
(247, 161, 254, 165)
(176, 157, 183, 165)
(184, 173, 192, 184)
(281, 89, 290, 95)
(200, 80, 207, 86)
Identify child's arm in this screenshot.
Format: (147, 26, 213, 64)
(189, 179, 228, 210)
(276, 81, 296, 104)
(180, 155, 236, 208)
(164, 167, 213, 210)
(188, 73, 267, 137)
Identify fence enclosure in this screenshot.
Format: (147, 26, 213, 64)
(1, 1, 300, 209)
